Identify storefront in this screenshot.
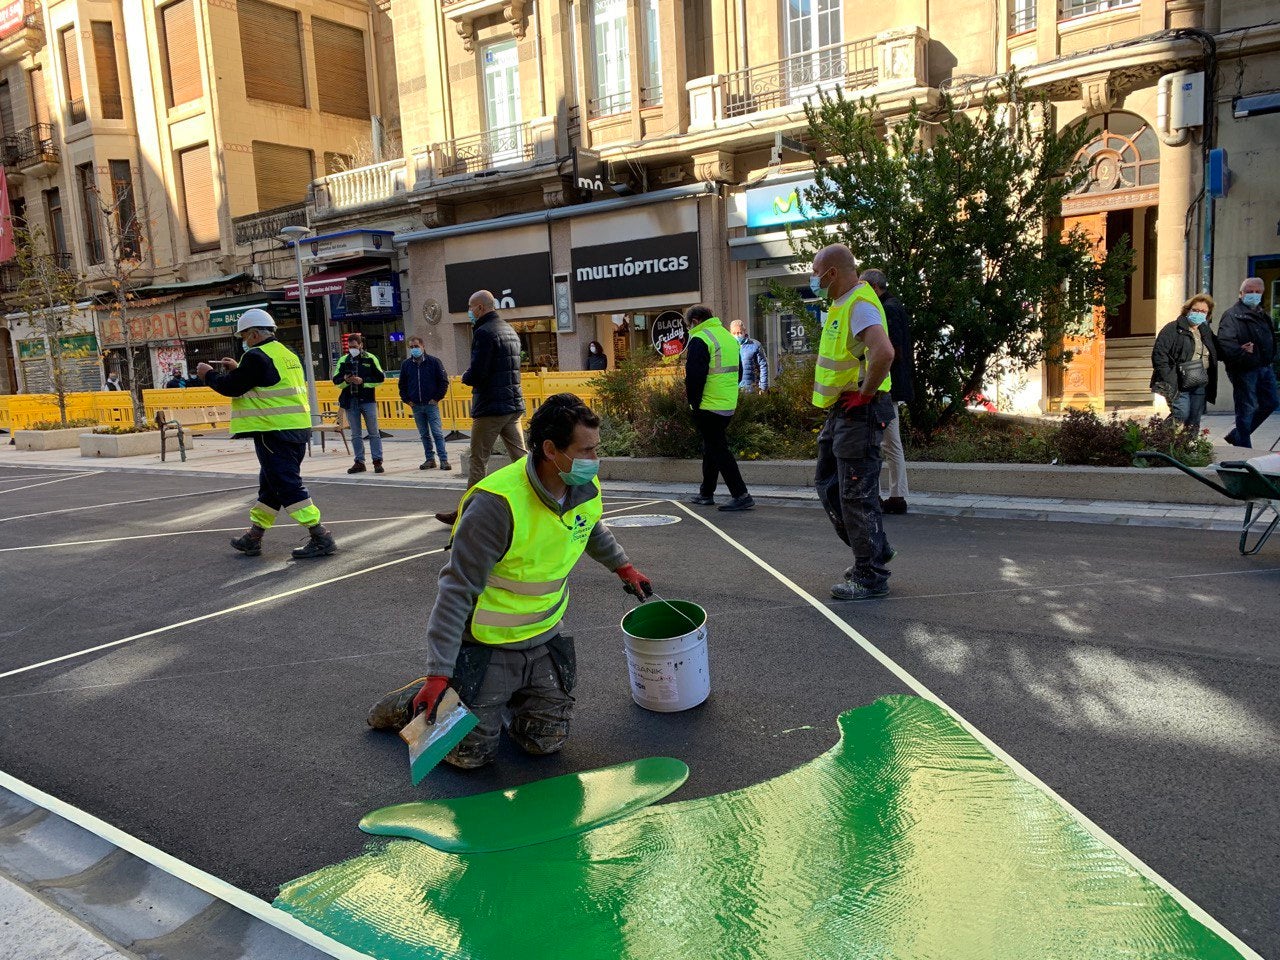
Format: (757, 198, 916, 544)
(206, 292, 316, 381)
(98, 296, 227, 389)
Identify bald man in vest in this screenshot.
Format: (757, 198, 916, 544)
(367, 393, 653, 769)
(809, 245, 897, 600)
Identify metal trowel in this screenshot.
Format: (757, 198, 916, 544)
(399, 688, 479, 785)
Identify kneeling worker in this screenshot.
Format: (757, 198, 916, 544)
(368, 393, 653, 768)
(197, 308, 336, 559)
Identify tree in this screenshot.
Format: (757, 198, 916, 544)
(793, 73, 1133, 436)
(10, 225, 86, 425)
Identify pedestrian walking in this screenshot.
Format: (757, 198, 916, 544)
(399, 335, 452, 471)
(332, 333, 386, 474)
(810, 245, 897, 601)
(1218, 277, 1278, 448)
(860, 269, 914, 514)
(730, 320, 768, 393)
(1151, 293, 1218, 432)
(435, 290, 527, 525)
(367, 394, 653, 769)
(586, 340, 608, 371)
(197, 308, 336, 559)
(686, 306, 754, 511)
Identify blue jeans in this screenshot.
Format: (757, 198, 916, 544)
(1225, 367, 1279, 448)
(346, 401, 383, 462)
(411, 402, 448, 463)
(1170, 387, 1207, 432)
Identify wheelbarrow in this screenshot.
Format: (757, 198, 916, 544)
(1135, 451, 1280, 555)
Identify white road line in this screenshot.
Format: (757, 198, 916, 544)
(671, 500, 1263, 960)
(0, 473, 72, 484)
(0, 770, 377, 960)
(0, 471, 100, 494)
(0, 547, 448, 681)
(882, 566, 1280, 603)
(0, 484, 256, 523)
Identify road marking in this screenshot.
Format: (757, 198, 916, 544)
(0, 484, 256, 523)
(881, 566, 1280, 603)
(0, 471, 100, 494)
(671, 500, 1263, 960)
(0, 472, 75, 484)
(0, 770, 378, 960)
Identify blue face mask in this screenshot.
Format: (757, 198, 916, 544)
(467, 309, 477, 324)
(554, 451, 599, 486)
(809, 275, 828, 298)
(409, 347, 423, 358)
(1243, 292, 1263, 308)
(1187, 310, 1208, 326)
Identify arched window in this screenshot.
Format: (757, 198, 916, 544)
(1071, 112, 1159, 195)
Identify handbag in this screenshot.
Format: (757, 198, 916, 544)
(1177, 358, 1208, 390)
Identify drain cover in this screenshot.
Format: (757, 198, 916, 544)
(606, 514, 682, 527)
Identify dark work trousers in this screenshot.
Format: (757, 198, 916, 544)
(692, 410, 748, 499)
(253, 433, 310, 514)
(815, 394, 896, 589)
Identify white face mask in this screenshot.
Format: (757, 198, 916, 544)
(589, 345, 598, 354)
(348, 347, 360, 358)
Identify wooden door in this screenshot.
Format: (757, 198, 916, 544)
(1050, 213, 1107, 411)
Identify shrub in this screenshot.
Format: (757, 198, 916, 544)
(93, 424, 157, 435)
(905, 410, 1055, 464)
(1051, 409, 1213, 467)
(27, 418, 98, 431)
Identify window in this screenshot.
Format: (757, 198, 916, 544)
(641, 0, 662, 105)
(92, 22, 124, 119)
(252, 140, 313, 210)
(77, 163, 104, 264)
(1141, 208, 1157, 301)
(28, 66, 50, 128)
(109, 160, 140, 260)
(1009, 0, 1036, 33)
(160, 0, 202, 108)
(785, 0, 841, 58)
(0, 80, 14, 138)
(238, 0, 306, 108)
(1059, 0, 1137, 19)
(44, 188, 68, 258)
(591, 0, 630, 116)
(178, 144, 219, 251)
(312, 18, 369, 119)
(59, 26, 87, 125)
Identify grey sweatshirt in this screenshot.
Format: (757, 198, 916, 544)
(425, 458, 629, 675)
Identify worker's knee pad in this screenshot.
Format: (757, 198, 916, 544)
(509, 715, 570, 756)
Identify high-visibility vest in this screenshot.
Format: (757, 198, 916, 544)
(456, 457, 603, 646)
(689, 318, 740, 414)
(811, 283, 893, 408)
(229, 340, 312, 435)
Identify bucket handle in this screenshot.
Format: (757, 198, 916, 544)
(648, 591, 703, 631)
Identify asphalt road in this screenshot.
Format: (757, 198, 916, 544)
(0, 465, 1276, 957)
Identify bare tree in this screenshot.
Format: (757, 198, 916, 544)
(330, 127, 404, 172)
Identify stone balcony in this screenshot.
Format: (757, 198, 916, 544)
(231, 203, 308, 246)
(0, 1, 44, 69)
(311, 158, 409, 218)
(687, 27, 930, 131)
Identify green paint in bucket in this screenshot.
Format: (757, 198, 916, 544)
(620, 600, 710, 712)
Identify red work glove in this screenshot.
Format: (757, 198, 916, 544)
(410, 676, 450, 720)
(839, 390, 873, 412)
(616, 563, 653, 601)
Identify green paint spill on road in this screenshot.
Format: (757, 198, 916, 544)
(275, 696, 1245, 960)
(359, 757, 689, 853)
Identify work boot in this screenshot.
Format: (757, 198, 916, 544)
(373, 459, 385, 474)
(230, 525, 266, 557)
(292, 525, 337, 560)
(440, 461, 453, 471)
(366, 678, 428, 730)
(882, 497, 908, 515)
(420, 460, 437, 470)
(831, 580, 889, 601)
(844, 548, 897, 581)
(718, 494, 755, 512)
(435, 510, 458, 525)
(347, 460, 366, 474)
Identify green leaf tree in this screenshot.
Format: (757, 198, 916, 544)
(793, 73, 1133, 436)
(11, 225, 86, 426)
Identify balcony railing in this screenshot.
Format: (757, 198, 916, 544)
(437, 121, 534, 177)
(232, 203, 308, 246)
(313, 157, 407, 215)
(723, 39, 875, 120)
(1059, 0, 1138, 20)
(0, 253, 75, 294)
(67, 97, 86, 125)
(588, 91, 632, 119)
(6, 122, 58, 169)
(1009, 2, 1037, 33)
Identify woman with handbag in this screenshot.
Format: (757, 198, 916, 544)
(1151, 293, 1218, 431)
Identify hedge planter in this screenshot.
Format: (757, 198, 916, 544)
(14, 427, 88, 451)
(79, 431, 167, 458)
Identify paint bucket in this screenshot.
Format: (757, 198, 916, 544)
(620, 600, 710, 712)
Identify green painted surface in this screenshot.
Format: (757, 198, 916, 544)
(360, 757, 689, 853)
(621, 600, 706, 640)
(275, 696, 1245, 960)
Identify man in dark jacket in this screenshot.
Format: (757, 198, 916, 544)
(862, 269, 914, 514)
(435, 290, 526, 525)
(400, 335, 452, 471)
(1218, 277, 1277, 448)
(332, 333, 386, 473)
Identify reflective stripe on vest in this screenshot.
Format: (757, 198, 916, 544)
(811, 283, 893, 409)
(229, 340, 313, 435)
(458, 457, 603, 646)
(689, 318, 740, 414)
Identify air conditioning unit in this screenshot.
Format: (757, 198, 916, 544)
(657, 165, 686, 186)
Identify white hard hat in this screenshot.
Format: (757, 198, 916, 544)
(236, 308, 277, 334)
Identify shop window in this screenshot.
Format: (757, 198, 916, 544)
(591, 0, 630, 117)
(160, 0, 203, 108)
(59, 25, 87, 125)
(313, 18, 370, 119)
(238, 0, 306, 108)
(92, 22, 124, 119)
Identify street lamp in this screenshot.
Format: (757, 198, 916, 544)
(278, 225, 320, 428)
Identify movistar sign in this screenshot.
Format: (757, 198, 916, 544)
(744, 178, 834, 228)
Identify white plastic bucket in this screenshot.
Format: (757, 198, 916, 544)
(620, 600, 710, 712)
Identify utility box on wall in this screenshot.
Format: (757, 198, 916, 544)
(1170, 71, 1205, 130)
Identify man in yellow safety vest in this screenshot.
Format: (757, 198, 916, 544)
(197, 308, 337, 560)
(685, 305, 754, 511)
(809, 244, 897, 600)
(366, 393, 653, 769)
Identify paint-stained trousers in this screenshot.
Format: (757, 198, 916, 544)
(249, 433, 321, 529)
(815, 394, 895, 590)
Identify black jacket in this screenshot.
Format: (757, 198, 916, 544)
(461, 311, 524, 417)
(1151, 316, 1218, 404)
(1217, 300, 1276, 374)
(881, 293, 915, 403)
(399, 354, 449, 405)
(332, 351, 386, 409)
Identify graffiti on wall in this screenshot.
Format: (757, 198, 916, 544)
(101, 307, 211, 345)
